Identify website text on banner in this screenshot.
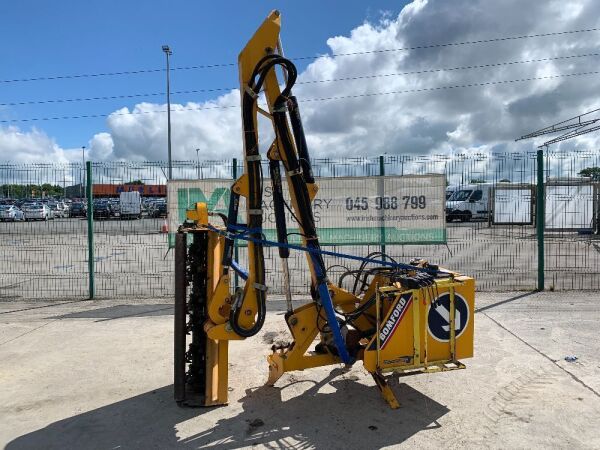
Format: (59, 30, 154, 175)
(167, 174, 446, 246)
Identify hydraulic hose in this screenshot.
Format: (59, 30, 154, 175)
(288, 96, 315, 184)
(271, 98, 327, 277)
(228, 53, 328, 339)
(228, 54, 298, 337)
(269, 160, 290, 258)
(222, 190, 240, 269)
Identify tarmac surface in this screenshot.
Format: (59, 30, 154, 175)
(1, 291, 599, 449)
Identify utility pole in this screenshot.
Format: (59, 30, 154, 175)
(162, 45, 173, 180)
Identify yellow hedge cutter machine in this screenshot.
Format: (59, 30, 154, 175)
(173, 10, 474, 409)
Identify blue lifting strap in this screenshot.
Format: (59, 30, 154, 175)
(310, 251, 354, 364)
(231, 260, 249, 281)
(206, 223, 441, 365)
(211, 224, 438, 275)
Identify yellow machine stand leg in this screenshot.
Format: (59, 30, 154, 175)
(371, 371, 401, 409)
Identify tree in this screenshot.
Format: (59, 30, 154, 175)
(579, 167, 600, 180)
(469, 178, 486, 184)
(499, 178, 511, 183)
(1, 183, 62, 198)
(125, 180, 145, 185)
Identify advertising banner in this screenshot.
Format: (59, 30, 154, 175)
(167, 174, 446, 246)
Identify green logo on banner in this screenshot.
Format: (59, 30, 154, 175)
(177, 187, 230, 224)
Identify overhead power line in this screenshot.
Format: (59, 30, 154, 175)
(2, 52, 598, 107)
(2, 69, 598, 124)
(301, 70, 600, 103)
(0, 27, 598, 84)
(0, 87, 232, 107)
(301, 52, 600, 84)
(293, 27, 600, 60)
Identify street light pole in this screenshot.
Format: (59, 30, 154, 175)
(81, 146, 85, 199)
(162, 45, 173, 180)
(196, 148, 200, 179)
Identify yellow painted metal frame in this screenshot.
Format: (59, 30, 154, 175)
(178, 10, 476, 410)
(237, 9, 319, 289)
(366, 278, 470, 373)
(204, 337, 229, 406)
(362, 278, 471, 407)
(267, 302, 339, 385)
(179, 228, 232, 406)
(186, 202, 208, 225)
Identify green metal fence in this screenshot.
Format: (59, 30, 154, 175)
(0, 151, 599, 300)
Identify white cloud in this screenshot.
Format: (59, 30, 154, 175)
(2, 0, 600, 164)
(0, 126, 78, 164)
(101, 92, 243, 162)
(88, 132, 114, 161)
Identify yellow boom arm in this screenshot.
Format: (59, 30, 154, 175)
(173, 10, 475, 409)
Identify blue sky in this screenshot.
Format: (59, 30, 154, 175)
(0, 0, 408, 148)
(2, 0, 599, 164)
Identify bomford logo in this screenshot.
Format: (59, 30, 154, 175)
(378, 294, 412, 349)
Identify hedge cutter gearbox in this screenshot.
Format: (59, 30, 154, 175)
(173, 10, 475, 409)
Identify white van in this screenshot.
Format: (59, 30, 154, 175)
(446, 185, 460, 200)
(120, 191, 142, 219)
(446, 184, 492, 222)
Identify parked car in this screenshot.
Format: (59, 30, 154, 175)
(23, 204, 54, 221)
(93, 201, 112, 219)
(109, 199, 121, 217)
(152, 202, 167, 218)
(58, 201, 69, 217)
(0, 205, 25, 221)
(69, 202, 87, 218)
(47, 202, 64, 218)
(145, 200, 157, 217)
(20, 202, 37, 211)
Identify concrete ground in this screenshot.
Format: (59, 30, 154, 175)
(1, 292, 599, 449)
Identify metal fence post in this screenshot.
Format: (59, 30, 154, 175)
(536, 148, 545, 291)
(232, 158, 239, 291)
(379, 155, 386, 259)
(86, 161, 95, 299)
